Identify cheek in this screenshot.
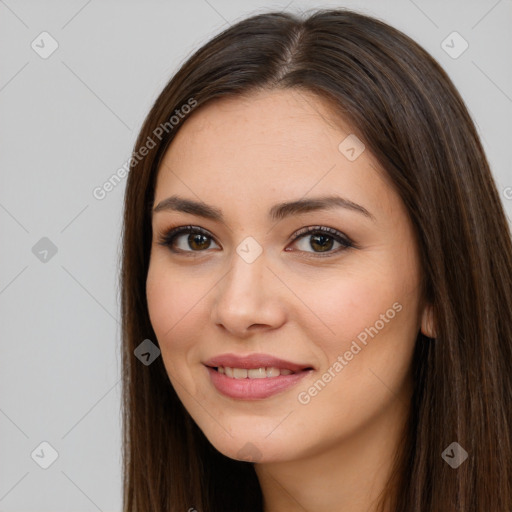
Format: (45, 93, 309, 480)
(294, 261, 420, 389)
(146, 263, 209, 398)
(146, 263, 201, 354)
(290, 267, 402, 346)
(146, 265, 172, 337)
(293, 281, 417, 436)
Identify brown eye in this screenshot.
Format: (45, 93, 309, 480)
(158, 226, 220, 254)
(287, 226, 353, 257)
(185, 232, 212, 251)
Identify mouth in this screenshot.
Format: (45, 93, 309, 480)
(203, 353, 314, 400)
(209, 365, 312, 379)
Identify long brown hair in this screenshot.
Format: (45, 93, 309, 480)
(120, 8, 512, 511)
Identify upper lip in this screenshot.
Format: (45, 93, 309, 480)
(204, 353, 314, 373)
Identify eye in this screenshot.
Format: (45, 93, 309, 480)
(157, 224, 354, 257)
(157, 225, 220, 254)
(287, 225, 354, 257)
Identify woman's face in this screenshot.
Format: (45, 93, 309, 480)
(146, 88, 428, 463)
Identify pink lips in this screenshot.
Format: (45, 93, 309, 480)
(203, 353, 314, 400)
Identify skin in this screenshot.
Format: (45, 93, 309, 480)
(146, 88, 435, 512)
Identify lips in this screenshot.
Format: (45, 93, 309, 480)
(203, 353, 314, 373)
(203, 353, 314, 400)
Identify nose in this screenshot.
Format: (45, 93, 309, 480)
(210, 248, 287, 337)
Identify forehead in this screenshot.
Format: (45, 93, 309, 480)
(154, 88, 396, 221)
(166, 88, 349, 162)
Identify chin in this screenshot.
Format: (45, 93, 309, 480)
(199, 424, 294, 463)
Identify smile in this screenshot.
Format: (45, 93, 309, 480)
(216, 366, 294, 378)
(203, 353, 314, 400)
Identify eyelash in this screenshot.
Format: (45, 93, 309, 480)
(157, 224, 355, 258)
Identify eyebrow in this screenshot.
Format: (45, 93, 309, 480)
(152, 194, 375, 223)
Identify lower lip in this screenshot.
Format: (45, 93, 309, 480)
(205, 366, 312, 400)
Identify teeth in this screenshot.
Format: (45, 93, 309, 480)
(248, 367, 266, 379)
(266, 367, 280, 378)
(233, 368, 247, 379)
(216, 366, 295, 379)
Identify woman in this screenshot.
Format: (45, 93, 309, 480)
(120, 8, 512, 511)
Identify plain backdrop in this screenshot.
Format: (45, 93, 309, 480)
(0, 0, 511, 510)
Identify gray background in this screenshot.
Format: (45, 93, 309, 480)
(0, 0, 510, 510)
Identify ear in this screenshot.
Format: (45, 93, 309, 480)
(420, 303, 436, 338)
